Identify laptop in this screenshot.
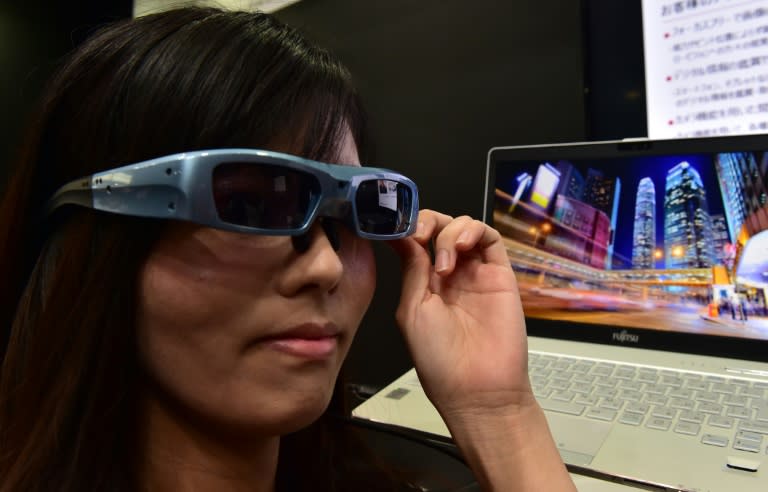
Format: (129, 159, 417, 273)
(353, 134, 768, 491)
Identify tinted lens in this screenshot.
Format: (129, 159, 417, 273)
(213, 163, 319, 229)
(355, 179, 413, 235)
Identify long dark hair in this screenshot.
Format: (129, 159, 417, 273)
(0, 7, 411, 491)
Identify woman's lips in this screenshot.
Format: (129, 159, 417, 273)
(258, 322, 340, 359)
(264, 336, 338, 358)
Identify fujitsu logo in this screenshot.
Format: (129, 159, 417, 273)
(612, 330, 639, 344)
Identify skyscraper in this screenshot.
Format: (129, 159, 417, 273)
(711, 214, 730, 266)
(632, 177, 656, 269)
(554, 160, 585, 200)
(664, 162, 714, 269)
(715, 152, 768, 242)
(586, 169, 621, 268)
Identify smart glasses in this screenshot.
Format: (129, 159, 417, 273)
(46, 149, 419, 239)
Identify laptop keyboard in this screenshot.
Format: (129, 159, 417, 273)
(529, 352, 768, 454)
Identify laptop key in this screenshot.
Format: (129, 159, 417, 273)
(575, 395, 599, 406)
(754, 401, 768, 423)
(738, 420, 768, 435)
(619, 390, 643, 402)
(646, 417, 672, 431)
(697, 402, 723, 415)
(600, 398, 623, 411)
(712, 382, 737, 394)
(729, 379, 750, 387)
(660, 376, 683, 388)
(722, 395, 748, 407)
(707, 415, 734, 429)
(552, 371, 573, 382)
(736, 430, 764, 443)
(552, 390, 576, 402)
(734, 439, 761, 453)
(549, 380, 569, 391)
(741, 387, 764, 399)
(644, 384, 668, 396)
(572, 363, 592, 374)
(538, 398, 586, 416)
(532, 387, 552, 398)
(637, 373, 658, 384)
(619, 380, 643, 391)
(726, 406, 751, 419)
(669, 397, 695, 411)
(586, 407, 617, 421)
(669, 389, 694, 399)
(592, 366, 614, 377)
(619, 412, 644, 426)
(572, 374, 596, 384)
(594, 387, 618, 399)
(674, 421, 700, 436)
(651, 406, 676, 420)
(695, 391, 720, 403)
(594, 377, 618, 388)
(701, 434, 729, 447)
(569, 382, 592, 394)
(645, 393, 668, 405)
(679, 410, 706, 424)
(615, 367, 636, 380)
(685, 380, 710, 392)
(624, 402, 650, 415)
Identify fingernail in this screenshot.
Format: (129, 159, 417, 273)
(435, 248, 449, 272)
(457, 230, 470, 245)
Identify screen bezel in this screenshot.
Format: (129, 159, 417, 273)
(484, 134, 768, 363)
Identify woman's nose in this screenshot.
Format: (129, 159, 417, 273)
(291, 219, 340, 253)
(283, 219, 345, 294)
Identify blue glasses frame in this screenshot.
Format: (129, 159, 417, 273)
(46, 148, 419, 239)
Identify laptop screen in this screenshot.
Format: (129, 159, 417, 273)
(484, 135, 768, 362)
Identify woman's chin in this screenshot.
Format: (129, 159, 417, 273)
(222, 392, 333, 436)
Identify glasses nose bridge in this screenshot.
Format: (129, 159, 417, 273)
(315, 196, 352, 223)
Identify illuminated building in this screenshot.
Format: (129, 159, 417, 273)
(632, 177, 656, 269)
(551, 162, 621, 268)
(585, 169, 621, 269)
(715, 152, 768, 242)
(711, 214, 730, 266)
(664, 162, 714, 269)
(555, 160, 585, 200)
(551, 195, 611, 268)
(530, 163, 560, 210)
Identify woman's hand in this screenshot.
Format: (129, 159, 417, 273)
(390, 209, 576, 492)
(389, 209, 535, 420)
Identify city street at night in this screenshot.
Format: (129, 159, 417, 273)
(520, 281, 768, 339)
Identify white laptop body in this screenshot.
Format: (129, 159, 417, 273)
(354, 134, 768, 492)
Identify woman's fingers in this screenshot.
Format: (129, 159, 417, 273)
(414, 210, 509, 275)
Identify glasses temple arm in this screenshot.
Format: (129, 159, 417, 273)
(45, 179, 94, 216)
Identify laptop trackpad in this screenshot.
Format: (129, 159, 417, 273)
(544, 412, 612, 466)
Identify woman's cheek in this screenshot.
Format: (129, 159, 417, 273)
(345, 238, 377, 305)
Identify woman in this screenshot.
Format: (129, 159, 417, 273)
(0, 7, 575, 492)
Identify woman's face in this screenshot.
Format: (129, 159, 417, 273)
(136, 131, 376, 436)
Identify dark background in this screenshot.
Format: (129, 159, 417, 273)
(0, 0, 646, 391)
